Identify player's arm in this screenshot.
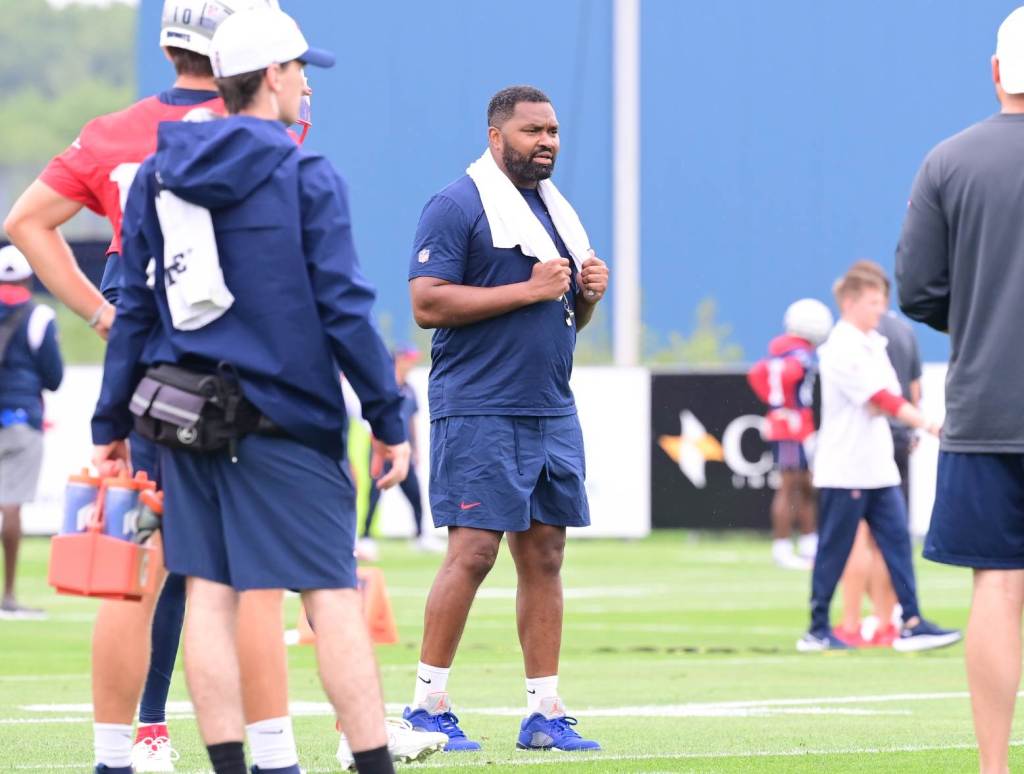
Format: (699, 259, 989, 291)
(410, 261, 571, 329)
(869, 390, 940, 436)
(895, 156, 949, 332)
(572, 251, 609, 332)
(4, 180, 114, 337)
(300, 158, 409, 487)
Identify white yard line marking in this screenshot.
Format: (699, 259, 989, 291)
(13, 690, 976, 724)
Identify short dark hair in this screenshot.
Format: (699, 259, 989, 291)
(166, 46, 214, 78)
(215, 70, 266, 114)
(487, 85, 551, 128)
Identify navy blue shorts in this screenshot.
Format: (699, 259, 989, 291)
(925, 452, 1024, 569)
(772, 441, 808, 471)
(159, 435, 357, 590)
(429, 414, 590, 532)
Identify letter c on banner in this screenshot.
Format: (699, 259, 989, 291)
(722, 415, 773, 478)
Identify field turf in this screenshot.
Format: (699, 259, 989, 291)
(0, 533, 1013, 773)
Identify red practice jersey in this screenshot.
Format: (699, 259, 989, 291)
(747, 334, 818, 442)
(39, 92, 224, 256)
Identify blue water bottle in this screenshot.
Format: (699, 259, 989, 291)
(101, 472, 156, 541)
(63, 470, 100, 534)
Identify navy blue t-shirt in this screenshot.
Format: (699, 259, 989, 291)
(409, 174, 578, 419)
(99, 88, 220, 303)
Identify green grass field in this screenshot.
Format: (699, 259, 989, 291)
(0, 533, 1015, 773)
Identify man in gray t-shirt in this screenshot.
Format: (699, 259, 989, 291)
(895, 8, 1024, 770)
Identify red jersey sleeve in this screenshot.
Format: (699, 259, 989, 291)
(38, 137, 104, 214)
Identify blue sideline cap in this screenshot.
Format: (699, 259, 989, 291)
(209, 7, 335, 78)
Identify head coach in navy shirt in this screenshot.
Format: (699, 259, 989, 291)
(403, 85, 609, 752)
(91, 8, 413, 774)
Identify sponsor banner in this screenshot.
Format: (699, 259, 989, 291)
(376, 366, 652, 539)
(651, 372, 776, 529)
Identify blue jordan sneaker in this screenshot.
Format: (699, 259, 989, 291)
(516, 697, 601, 751)
(403, 692, 481, 752)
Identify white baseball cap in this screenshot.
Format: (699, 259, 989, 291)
(997, 7, 1024, 94)
(0, 245, 32, 283)
(209, 7, 334, 78)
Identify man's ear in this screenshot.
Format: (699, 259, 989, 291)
(488, 125, 502, 153)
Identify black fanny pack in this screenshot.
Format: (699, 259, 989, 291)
(129, 363, 281, 459)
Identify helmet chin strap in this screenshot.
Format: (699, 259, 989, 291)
(293, 93, 312, 145)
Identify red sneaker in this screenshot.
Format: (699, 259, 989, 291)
(871, 623, 899, 648)
(831, 625, 866, 648)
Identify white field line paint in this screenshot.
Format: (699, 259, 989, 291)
(456, 620, 798, 635)
(387, 585, 671, 600)
(0, 673, 89, 682)
(15, 739, 1023, 772)
(15, 691, 975, 723)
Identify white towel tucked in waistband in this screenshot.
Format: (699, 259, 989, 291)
(466, 149, 591, 270)
(154, 190, 234, 331)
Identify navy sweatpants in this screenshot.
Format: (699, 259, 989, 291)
(810, 486, 921, 633)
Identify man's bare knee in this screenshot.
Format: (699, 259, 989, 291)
(447, 540, 499, 584)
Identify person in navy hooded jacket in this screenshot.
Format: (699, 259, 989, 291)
(0, 245, 62, 619)
(90, 8, 426, 774)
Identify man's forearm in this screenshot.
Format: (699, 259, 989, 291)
(575, 292, 598, 331)
(412, 281, 537, 328)
(8, 224, 104, 319)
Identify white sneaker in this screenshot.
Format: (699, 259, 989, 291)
(355, 537, 379, 563)
(414, 533, 446, 553)
(796, 532, 818, 560)
(336, 717, 448, 770)
(130, 734, 179, 772)
(772, 541, 812, 570)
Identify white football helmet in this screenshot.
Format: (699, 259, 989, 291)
(0, 245, 32, 283)
(160, 0, 280, 56)
(783, 298, 834, 345)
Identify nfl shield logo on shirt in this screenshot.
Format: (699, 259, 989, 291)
(418, 248, 430, 263)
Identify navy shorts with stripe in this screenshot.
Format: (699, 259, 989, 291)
(159, 434, 357, 590)
(925, 452, 1024, 569)
(429, 414, 590, 532)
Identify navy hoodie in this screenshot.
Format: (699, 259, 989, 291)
(92, 117, 405, 459)
(0, 287, 63, 429)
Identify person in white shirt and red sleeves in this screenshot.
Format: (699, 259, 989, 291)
(797, 264, 960, 652)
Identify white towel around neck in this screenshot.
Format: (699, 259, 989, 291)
(466, 149, 591, 270)
(154, 190, 235, 331)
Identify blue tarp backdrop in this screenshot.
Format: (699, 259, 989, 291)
(137, 1, 1015, 361)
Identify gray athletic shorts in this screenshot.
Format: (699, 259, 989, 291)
(0, 424, 44, 505)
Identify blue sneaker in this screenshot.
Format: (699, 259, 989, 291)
(517, 697, 601, 751)
(892, 617, 962, 653)
(796, 629, 852, 652)
(403, 692, 481, 752)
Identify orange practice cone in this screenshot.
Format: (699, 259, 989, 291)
(294, 566, 398, 645)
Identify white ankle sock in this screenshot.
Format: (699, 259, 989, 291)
(94, 722, 133, 768)
(413, 662, 450, 708)
(772, 538, 795, 557)
(797, 532, 818, 557)
(525, 675, 559, 715)
(246, 716, 298, 769)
